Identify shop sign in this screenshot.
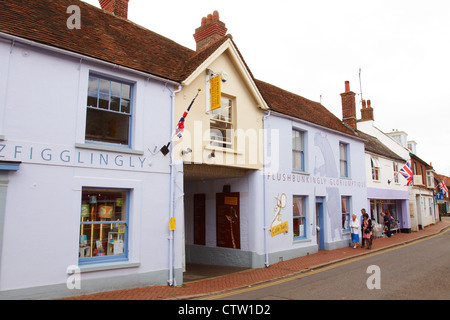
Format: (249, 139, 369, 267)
(270, 221, 288, 237)
(210, 74, 221, 111)
(266, 171, 366, 189)
(270, 193, 288, 237)
(0, 141, 153, 172)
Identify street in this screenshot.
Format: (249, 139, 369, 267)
(202, 228, 450, 300)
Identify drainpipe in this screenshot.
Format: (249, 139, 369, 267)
(263, 110, 271, 267)
(168, 84, 182, 286)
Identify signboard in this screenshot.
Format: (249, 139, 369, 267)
(210, 75, 221, 111)
(436, 192, 444, 201)
(270, 221, 289, 237)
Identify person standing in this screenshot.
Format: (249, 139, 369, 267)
(360, 209, 367, 247)
(383, 210, 392, 237)
(350, 214, 360, 248)
(362, 213, 373, 249)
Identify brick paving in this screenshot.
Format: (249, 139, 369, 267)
(64, 220, 450, 300)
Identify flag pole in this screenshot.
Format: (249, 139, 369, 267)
(160, 89, 201, 156)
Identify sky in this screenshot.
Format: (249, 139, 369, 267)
(83, 0, 450, 175)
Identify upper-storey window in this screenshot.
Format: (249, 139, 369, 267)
(339, 142, 349, 178)
(210, 96, 233, 149)
(86, 75, 132, 146)
(292, 129, 305, 172)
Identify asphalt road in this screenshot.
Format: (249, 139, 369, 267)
(205, 228, 450, 300)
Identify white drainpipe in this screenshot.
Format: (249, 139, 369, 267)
(168, 84, 182, 286)
(263, 110, 271, 267)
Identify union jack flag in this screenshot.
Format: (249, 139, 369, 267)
(399, 160, 413, 186)
(438, 180, 449, 196)
(172, 89, 201, 140)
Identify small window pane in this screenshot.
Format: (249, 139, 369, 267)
(87, 92, 98, 108)
(98, 93, 109, 110)
(88, 76, 99, 92)
(99, 79, 110, 94)
(110, 96, 120, 112)
(121, 99, 131, 114)
(122, 84, 131, 99)
(111, 81, 121, 97)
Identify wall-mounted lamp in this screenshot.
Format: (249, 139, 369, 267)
(208, 150, 215, 159)
(388, 179, 391, 185)
(181, 148, 192, 156)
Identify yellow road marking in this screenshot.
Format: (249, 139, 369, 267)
(201, 227, 449, 300)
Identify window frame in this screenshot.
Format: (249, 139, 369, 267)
(393, 162, 399, 184)
(209, 95, 234, 149)
(86, 74, 134, 148)
(371, 156, 380, 181)
(341, 196, 351, 233)
(339, 142, 349, 178)
(293, 195, 307, 240)
(292, 129, 305, 172)
(79, 188, 130, 265)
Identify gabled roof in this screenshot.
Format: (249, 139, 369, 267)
(254, 79, 357, 137)
(1, 0, 361, 136)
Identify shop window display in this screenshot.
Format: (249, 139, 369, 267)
(341, 196, 351, 232)
(79, 188, 128, 264)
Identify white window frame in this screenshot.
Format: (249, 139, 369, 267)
(339, 142, 349, 178)
(292, 129, 305, 172)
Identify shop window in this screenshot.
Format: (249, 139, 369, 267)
(79, 188, 129, 264)
(86, 75, 132, 146)
(210, 96, 233, 149)
(292, 129, 305, 172)
(293, 196, 306, 239)
(339, 142, 349, 178)
(341, 196, 351, 232)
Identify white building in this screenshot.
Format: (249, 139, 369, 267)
(0, 0, 187, 299)
(257, 80, 367, 259)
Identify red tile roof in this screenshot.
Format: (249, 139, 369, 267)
(255, 79, 357, 136)
(0, 0, 193, 81)
(0, 0, 357, 137)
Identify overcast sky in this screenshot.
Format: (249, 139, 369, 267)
(83, 0, 450, 175)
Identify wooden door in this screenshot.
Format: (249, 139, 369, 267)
(193, 194, 205, 245)
(216, 192, 240, 249)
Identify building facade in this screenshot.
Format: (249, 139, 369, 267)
(0, 0, 190, 299)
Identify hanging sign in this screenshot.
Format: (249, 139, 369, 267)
(210, 74, 221, 111)
(270, 221, 289, 237)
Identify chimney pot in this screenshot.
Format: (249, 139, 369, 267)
(362, 100, 366, 109)
(340, 81, 357, 130)
(99, 0, 130, 19)
(345, 81, 350, 93)
(193, 11, 228, 52)
(360, 99, 374, 122)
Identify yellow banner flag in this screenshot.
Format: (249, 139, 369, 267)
(210, 75, 221, 111)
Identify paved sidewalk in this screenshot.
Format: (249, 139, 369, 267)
(65, 220, 450, 300)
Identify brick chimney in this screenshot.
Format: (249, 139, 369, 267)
(340, 81, 357, 130)
(360, 99, 374, 122)
(99, 0, 129, 19)
(193, 11, 228, 52)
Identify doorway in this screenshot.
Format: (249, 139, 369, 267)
(315, 197, 325, 250)
(216, 192, 240, 249)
